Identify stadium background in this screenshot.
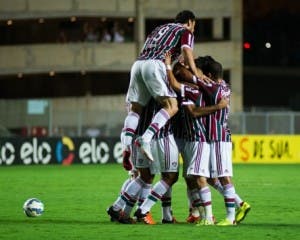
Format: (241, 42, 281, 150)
(0, 0, 300, 165)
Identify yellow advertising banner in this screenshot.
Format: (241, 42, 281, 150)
(232, 135, 300, 164)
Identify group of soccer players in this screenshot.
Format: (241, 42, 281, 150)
(107, 9, 251, 226)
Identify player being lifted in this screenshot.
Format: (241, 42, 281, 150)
(121, 10, 210, 163)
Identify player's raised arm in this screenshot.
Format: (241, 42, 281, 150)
(184, 98, 228, 118)
(165, 52, 182, 92)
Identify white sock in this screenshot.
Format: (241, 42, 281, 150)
(161, 187, 173, 221)
(142, 109, 170, 143)
(140, 180, 169, 214)
(120, 178, 132, 194)
(223, 184, 236, 222)
(121, 111, 140, 146)
(113, 176, 143, 211)
(199, 186, 213, 221)
(235, 193, 243, 207)
(137, 183, 152, 208)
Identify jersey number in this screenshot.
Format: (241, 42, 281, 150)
(153, 26, 170, 42)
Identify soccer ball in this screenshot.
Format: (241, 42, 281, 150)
(23, 198, 44, 217)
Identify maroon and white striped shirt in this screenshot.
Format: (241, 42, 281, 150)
(138, 23, 194, 61)
(181, 80, 231, 142)
(175, 91, 209, 142)
(208, 80, 231, 142)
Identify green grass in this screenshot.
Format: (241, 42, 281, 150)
(0, 164, 300, 240)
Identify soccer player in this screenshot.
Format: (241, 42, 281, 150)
(164, 52, 228, 225)
(107, 100, 158, 224)
(132, 102, 180, 224)
(186, 56, 251, 225)
(108, 97, 179, 224)
(121, 10, 207, 163)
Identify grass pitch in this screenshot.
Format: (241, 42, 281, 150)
(0, 164, 300, 240)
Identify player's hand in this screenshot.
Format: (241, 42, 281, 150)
(122, 150, 133, 171)
(217, 98, 229, 109)
(201, 74, 214, 84)
(164, 51, 172, 66)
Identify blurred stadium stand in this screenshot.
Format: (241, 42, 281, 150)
(0, 0, 298, 136)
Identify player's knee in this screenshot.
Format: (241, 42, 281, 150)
(170, 102, 179, 116)
(157, 97, 178, 117)
(130, 102, 143, 115)
(162, 172, 178, 186)
(165, 98, 178, 116)
(219, 176, 231, 186)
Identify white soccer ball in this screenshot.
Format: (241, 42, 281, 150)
(23, 198, 44, 217)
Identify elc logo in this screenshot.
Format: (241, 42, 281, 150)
(0, 142, 15, 165)
(55, 137, 75, 165)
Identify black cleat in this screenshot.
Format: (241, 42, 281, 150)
(106, 206, 121, 222)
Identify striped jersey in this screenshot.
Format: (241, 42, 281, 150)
(181, 79, 232, 142)
(171, 95, 187, 140)
(177, 89, 209, 142)
(196, 79, 231, 142)
(136, 98, 173, 139)
(138, 23, 194, 61)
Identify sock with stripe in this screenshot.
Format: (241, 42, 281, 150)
(113, 176, 144, 211)
(161, 187, 173, 221)
(199, 186, 213, 221)
(188, 188, 201, 217)
(121, 111, 140, 146)
(235, 193, 243, 207)
(142, 109, 170, 143)
(140, 180, 169, 214)
(137, 183, 152, 208)
(223, 183, 236, 222)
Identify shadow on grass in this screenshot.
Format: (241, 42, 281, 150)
(239, 223, 300, 228)
(0, 219, 103, 225)
(1, 219, 300, 229)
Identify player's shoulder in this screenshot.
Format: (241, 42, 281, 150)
(163, 23, 186, 31)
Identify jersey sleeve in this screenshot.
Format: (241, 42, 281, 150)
(180, 30, 194, 49)
(182, 85, 200, 103)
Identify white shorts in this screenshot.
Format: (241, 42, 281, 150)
(183, 141, 211, 178)
(126, 59, 177, 106)
(210, 141, 233, 178)
(152, 134, 179, 173)
(132, 142, 160, 175)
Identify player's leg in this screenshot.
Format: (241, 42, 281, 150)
(135, 97, 178, 162)
(119, 148, 155, 223)
(185, 141, 214, 225)
(135, 60, 178, 161)
(185, 176, 201, 223)
(208, 177, 251, 224)
(196, 176, 214, 225)
(121, 103, 143, 148)
(122, 60, 151, 159)
(161, 172, 179, 223)
(211, 141, 237, 226)
(106, 170, 138, 222)
(158, 135, 179, 224)
(182, 142, 204, 223)
(216, 176, 236, 225)
(134, 135, 179, 224)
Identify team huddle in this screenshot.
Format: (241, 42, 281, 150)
(107, 10, 250, 226)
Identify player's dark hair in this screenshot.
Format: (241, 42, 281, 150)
(175, 10, 196, 24)
(195, 55, 223, 80)
(208, 61, 223, 79)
